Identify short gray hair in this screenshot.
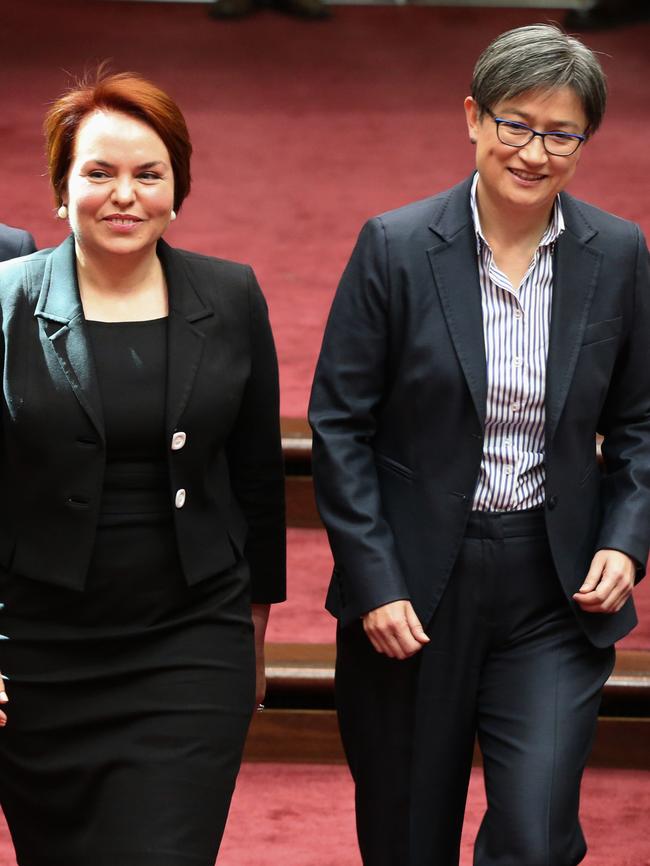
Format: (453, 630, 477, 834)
(471, 24, 607, 135)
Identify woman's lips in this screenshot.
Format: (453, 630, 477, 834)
(103, 215, 143, 231)
(508, 167, 546, 184)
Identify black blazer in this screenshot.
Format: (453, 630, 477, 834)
(0, 236, 285, 603)
(0, 224, 36, 261)
(309, 176, 650, 647)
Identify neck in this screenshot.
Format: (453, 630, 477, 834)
(476, 179, 554, 251)
(74, 242, 162, 295)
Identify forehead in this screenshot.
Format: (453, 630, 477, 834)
(73, 110, 170, 160)
(492, 86, 587, 126)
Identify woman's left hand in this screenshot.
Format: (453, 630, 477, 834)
(573, 549, 636, 614)
(251, 603, 271, 708)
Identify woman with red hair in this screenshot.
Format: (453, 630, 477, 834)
(0, 72, 285, 865)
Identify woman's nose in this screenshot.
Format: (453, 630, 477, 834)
(111, 176, 136, 205)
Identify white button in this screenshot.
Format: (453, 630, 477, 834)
(504, 466, 513, 475)
(504, 438, 512, 447)
(175, 488, 186, 509)
(513, 357, 522, 367)
(171, 431, 187, 451)
(511, 402, 521, 413)
(514, 310, 523, 320)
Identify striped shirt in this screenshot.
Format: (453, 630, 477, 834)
(470, 173, 565, 512)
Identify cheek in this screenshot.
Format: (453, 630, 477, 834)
(68, 184, 107, 218)
(143, 188, 175, 217)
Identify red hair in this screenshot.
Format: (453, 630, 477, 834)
(44, 71, 192, 211)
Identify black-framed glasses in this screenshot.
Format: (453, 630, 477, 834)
(484, 107, 586, 156)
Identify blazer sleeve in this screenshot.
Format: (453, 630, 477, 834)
(309, 218, 410, 624)
(18, 231, 37, 257)
(225, 267, 286, 604)
(596, 224, 650, 579)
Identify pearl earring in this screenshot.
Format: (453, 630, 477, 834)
(57, 204, 68, 220)
(170, 210, 177, 221)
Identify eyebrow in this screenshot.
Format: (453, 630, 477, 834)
(497, 109, 583, 132)
(84, 159, 168, 169)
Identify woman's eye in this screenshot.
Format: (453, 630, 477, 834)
(88, 170, 111, 179)
(139, 172, 160, 181)
(503, 123, 529, 135)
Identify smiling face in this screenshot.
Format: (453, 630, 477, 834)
(464, 86, 588, 223)
(64, 110, 175, 261)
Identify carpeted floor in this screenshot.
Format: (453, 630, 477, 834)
(2, 1, 649, 417)
(0, 763, 648, 865)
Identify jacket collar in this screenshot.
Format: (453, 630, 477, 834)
(425, 177, 601, 439)
(34, 235, 216, 441)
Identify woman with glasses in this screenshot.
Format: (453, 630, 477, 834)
(309, 23, 650, 866)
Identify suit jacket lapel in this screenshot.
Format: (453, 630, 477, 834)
(158, 240, 214, 435)
(426, 178, 487, 427)
(35, 236, 105, 442)
(545, 194, 602, 442)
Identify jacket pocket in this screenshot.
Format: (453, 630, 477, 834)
(375, 453, 414, 481)
(581, 317, 622, 347)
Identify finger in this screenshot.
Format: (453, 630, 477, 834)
(577, 554, 606, 593)
(405, 605, 430, 645)
(0, 681, 7, 726)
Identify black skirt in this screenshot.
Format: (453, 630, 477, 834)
(0, 515, 255, 866)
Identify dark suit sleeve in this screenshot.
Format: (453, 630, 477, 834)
(19, 231, 37, 256)
(309, 218, 410, 625)
(225, 267, 286, 604)
(596, 225, 650, 579)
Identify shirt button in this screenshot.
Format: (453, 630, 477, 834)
(175, 488, 186, 509)
(511, 402, 521, 413)
(514, 310, 523, 320)
(504, 438, 512, 447)
(513, 357, 522, 367)
(504, 466, 513, 475)
(171, 431, 187, 451)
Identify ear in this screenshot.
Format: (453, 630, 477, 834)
(464, 96, 480, 144)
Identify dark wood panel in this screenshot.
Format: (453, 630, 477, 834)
(244, 709, 650, 769)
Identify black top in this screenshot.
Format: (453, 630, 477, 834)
(87, 318, 170, 524)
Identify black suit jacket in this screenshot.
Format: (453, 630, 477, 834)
(309, 176, 650, 647)
(0, 224, 36, 261)
(0, 236, 285, 603)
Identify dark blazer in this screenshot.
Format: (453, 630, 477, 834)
(0, 236, 285, 603)
(0, 224, 36, 261)
(309, 175, 650, 648)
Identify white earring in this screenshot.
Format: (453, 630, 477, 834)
(170, 210, 177, 221)
(57, 204, 68, 220)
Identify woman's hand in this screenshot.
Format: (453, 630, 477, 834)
(573, 549, 636, 614)
(251, 603, 271, 708)
(0, 676, 7, 726)
(363, 600, 430, 659)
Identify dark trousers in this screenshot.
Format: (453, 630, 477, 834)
(336, 510, 615, 866)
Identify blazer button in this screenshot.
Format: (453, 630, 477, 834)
(547, 495, 558, 511)
(171, 431, 187, 451)
(175, 488, 187, 509)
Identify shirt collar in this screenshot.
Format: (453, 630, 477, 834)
(470, 172, 565, 254)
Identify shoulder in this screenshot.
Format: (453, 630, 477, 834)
(561, 193, 645, 248)
(361, 177, 471, 247)
(168, 246, 253, 285)
(0, 223, 36, 260)
(0, 248, 52, 304)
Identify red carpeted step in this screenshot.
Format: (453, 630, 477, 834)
(269, 529, 650, 649)
(1, 765, 648, 865)
(220, 764, 649, 865)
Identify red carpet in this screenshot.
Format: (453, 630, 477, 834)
(3, 1, 650, 418)
(0, 763, 647, 864)
(268, 529, 650, 649)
